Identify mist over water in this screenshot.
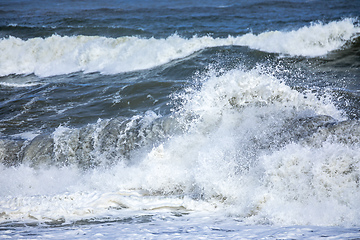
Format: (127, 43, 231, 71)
(1, 0, 360, 238)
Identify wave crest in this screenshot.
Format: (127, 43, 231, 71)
(0, 18, 358, 77)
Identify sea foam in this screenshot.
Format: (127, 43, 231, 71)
(1, 66, 358, 226)
(0, 18, 358, 77)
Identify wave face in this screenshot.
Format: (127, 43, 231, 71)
(0, 18, 358, 77)
(2, 66, 360, 226)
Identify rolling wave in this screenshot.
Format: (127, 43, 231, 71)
(2, 66, 359, 226)
(0, 18, 358, 77)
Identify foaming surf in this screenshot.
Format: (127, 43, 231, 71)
(0, 18, 358, 77)
(1, 65, 359, 227)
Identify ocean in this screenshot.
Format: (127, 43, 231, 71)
(0, 0, 360, 239)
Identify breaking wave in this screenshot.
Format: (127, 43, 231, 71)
(1, 66, 360, 226)
(0, 18, 358, 77)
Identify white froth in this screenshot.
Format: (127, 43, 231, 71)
(235, 18, 359, 57)
(0, 18, 358, 77)
(11, 131, 39, 140)
(0, 82, 42, 88)
(258, 142, 360, 226)
(0, 67, 358, 227)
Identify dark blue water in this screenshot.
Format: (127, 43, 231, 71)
(1, 0, 359, 38)
(0, 0, 360, 238)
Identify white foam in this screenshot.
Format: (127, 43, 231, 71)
(11, 131, 39, 140)
(235, 18, 359, 57)
(255, 142, 360, 226)
(0, 82, 42, 88)
(0, 18, 358, 77)
(0, 67, 358, 227)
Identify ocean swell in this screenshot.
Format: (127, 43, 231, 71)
(0, 18, 358, 77)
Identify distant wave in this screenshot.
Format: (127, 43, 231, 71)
(236, 18, 359, 56)
(0, 18, 358, 77)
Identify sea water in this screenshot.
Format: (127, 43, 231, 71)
(1, 0, 360, 239)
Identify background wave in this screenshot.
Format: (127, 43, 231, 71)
(0, 18, 358, 77)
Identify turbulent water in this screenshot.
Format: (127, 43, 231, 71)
(1, 0, 360, 239)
